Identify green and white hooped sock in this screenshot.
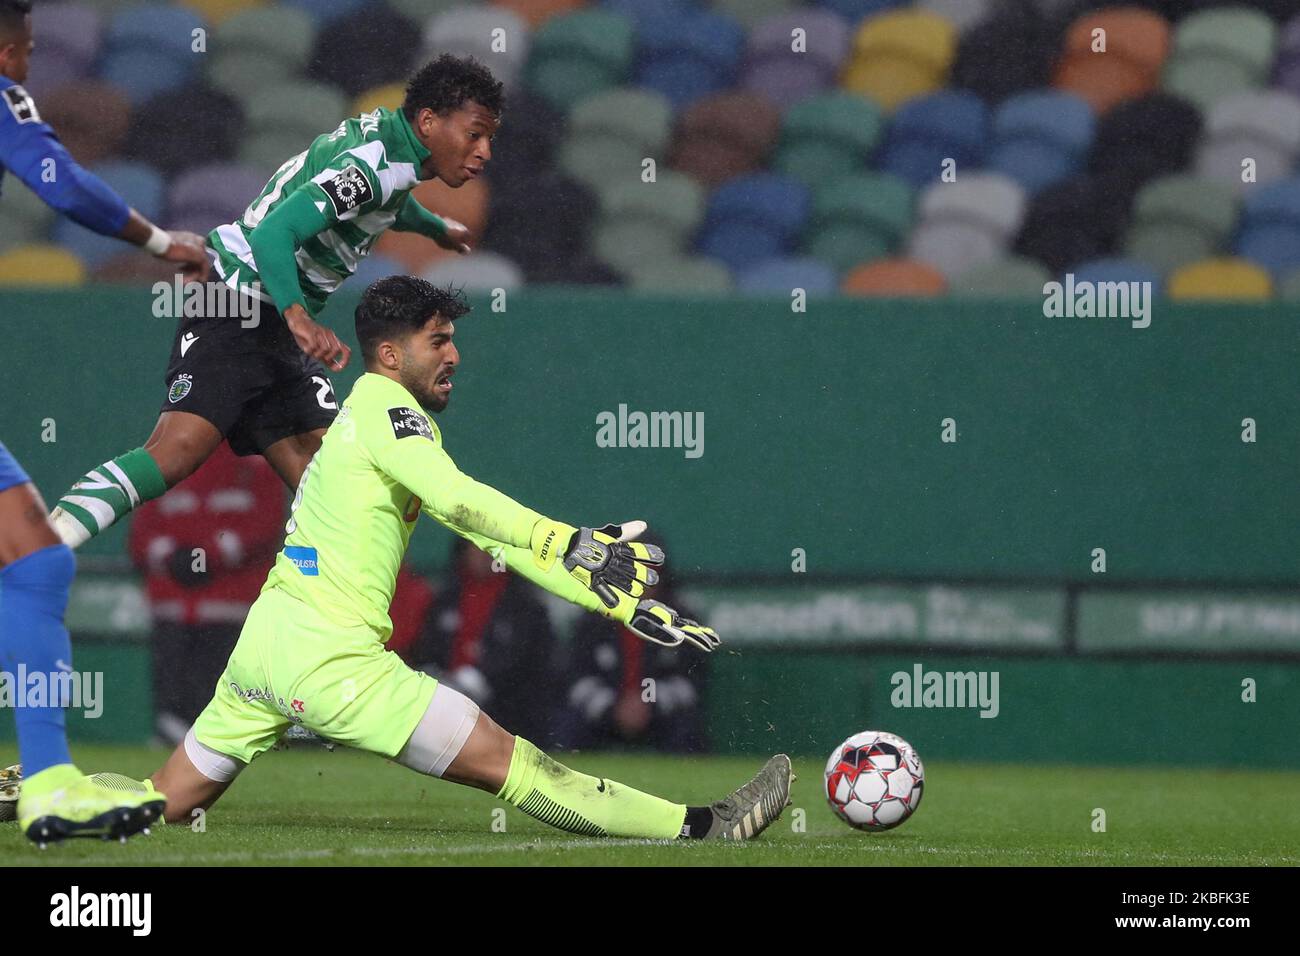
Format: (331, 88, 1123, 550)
(50, 448, 167, 548)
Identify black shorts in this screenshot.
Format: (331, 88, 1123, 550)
(159, 283, 338, 457)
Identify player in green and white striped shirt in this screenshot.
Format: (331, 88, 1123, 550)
(50, 55, 497, 550)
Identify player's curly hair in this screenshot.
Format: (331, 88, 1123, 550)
(355, 276, 471, 363)
(402, 54, 504, 121)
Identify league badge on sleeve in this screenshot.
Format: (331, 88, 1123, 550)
(388, 407, 435, 441)
(2, 85, 40, 124)
(321, 165, 374, 217)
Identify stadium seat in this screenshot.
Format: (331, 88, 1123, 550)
(168, 163, 271, 232)
(1123, 175, 1238, 276)
(989, 90, 1094, 196)
(494, 0, 585, 29)
(636, 8, 746, 109)
(1053, 7, 1170, 115)
(309, 6, 421, 98)
(1167, 257, 1273, 300)
(1069, 257, 1162, 294)
(346, 253, 407, 290)
(669, 91, 782, 189)
(421, 250, 525, 291)
(816, 0, 907, 23)
(126, 84, 243, 176)
(877, 90, 989, 188)
(1088, 93, 1202, 187)
(717, 0, 796, 32)
(1196, 89, 1300, 193)
(841, 8, 957, 113)
(0, 180, 56, 256)
(840, 258, 946, 296)
(803, 171, 913, 274)
(33, 82, 132, 167)
(624, 255, 734, 293)
(590, 172, 703, 274)
(178, 0, 264, 27)
(949, 255, 1051, 298)
(918, 0, 994, 35)
(483, 170, 598, 278)
(100, 4, 205, 104)
(949, 9, 1053, 104)
(737, 255, 838, 296)
(422, 7, 531, 90)
(1277, 264, 1300, 300)
(21, 3, 102, 96)
(482, 90, 563, 186)
(1235, 175, 1300, 278)
(351, 83, 405, 117)
(52, 162, 165, 269)
(206, 50, 298, 104)
(696, 173, 810, 273)
(1162, 7, 1278, 111)
(742, 8, 850, 109)
(239, 82, 348, 167)
(771, 91, 884, 188)
(213, 5, 316, 70)
(563, 87, 674, 168)
(524, 9, 634, 111)
(907, 173, 1026, 279)
(0, 245, 87, 286)
(280, 0, 369, 27)
(1014, 169, 1145, 274)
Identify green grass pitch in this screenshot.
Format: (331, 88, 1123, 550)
(3, 745, 1298, 866)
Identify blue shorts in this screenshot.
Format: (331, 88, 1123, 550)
(0, 441, 32, 494)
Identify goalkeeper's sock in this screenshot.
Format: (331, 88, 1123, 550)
(0, 545, 75, 776)
(497, 737, 686, 839)
(50, 448, 167, 548)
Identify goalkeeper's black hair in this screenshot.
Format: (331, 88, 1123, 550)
(356, 276, 470, 365)
(0, 0, 32, 40)
(402, 54, 504, 121)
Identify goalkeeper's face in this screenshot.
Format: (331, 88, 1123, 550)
(396, 316, 458, 413)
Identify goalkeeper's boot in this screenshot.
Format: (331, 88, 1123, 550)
(18, 763, 166, 847)
(703, 754, 795, 840)
(0, 764, 20, 823)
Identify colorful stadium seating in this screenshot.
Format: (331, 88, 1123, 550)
(8, 0, 1300, 298)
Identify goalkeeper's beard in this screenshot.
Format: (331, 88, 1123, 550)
(398, 358, 450, 414)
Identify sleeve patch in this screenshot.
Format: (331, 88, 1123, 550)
(320, 165, 374, 217)
(388, 407, 435, 441)
(3, 86, 41, 124)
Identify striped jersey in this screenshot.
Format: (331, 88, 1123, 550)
(208, 107, 429, 315)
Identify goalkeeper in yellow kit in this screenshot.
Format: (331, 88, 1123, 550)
(98, 276, 792, 842)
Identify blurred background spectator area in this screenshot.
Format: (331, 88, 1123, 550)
(6, 0, 1300, 300)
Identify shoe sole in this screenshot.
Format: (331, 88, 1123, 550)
(720, 754, 796, 841)
(25, 798, 166, 847)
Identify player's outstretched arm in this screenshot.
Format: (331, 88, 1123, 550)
(391, 195, 471, 253)
(0, 85, 209, 281)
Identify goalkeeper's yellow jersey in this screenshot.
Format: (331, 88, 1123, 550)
(264, 372, 543, 641)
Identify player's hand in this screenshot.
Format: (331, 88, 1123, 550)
(284, 303, 351, 371)
(434, 216, 472, 254)
(628, 599, 721, 652)
(531, 519, 663, 610)
(160, 231, 210, 283)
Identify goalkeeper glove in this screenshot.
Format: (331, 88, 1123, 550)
(531, 519, 663, 610)
(628, 599, 721, 652)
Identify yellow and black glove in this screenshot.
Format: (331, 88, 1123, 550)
(531, 519, 663, 610)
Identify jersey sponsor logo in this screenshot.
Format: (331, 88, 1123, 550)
(167, 373, 193, 403)
(285, 546, 319, 576)
(2, 85, 40, 124)
(388, 407, 434, 441)
(180, 331, 199, 356)
(321, 165, 373, 217)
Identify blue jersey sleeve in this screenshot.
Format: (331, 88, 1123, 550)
(0, 81, 131, 237)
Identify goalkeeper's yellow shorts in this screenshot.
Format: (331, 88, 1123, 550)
(192, 585, 437, 765)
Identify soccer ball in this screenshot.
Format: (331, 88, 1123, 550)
(825, 731, 924, 831)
